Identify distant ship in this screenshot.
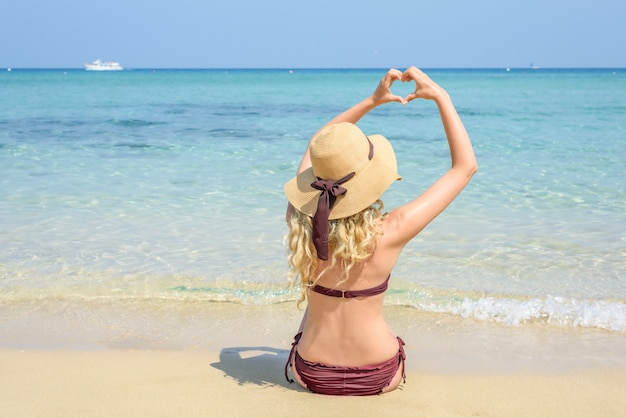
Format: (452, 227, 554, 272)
(84, 59, 123, 71)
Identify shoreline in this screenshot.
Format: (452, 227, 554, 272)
(1, 299, 625, 416)
(1, 299, 624, 372)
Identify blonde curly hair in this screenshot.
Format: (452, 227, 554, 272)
(285, 200, 386, 307)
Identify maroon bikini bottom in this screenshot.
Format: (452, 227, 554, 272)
(285, 332, 406, 396)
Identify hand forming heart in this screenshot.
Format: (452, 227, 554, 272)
(376, 67, 443, 105)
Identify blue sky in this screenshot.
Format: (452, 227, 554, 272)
(2, 0, 624, 68)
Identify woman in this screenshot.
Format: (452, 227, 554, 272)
(283, 67, 477, 395)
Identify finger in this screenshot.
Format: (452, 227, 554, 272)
(388, 94, 405, 103)
(403, 91, 420, 102)
(401, 66, 421, 82)
(389, 68, 403, 79)
(385, 70, 402, 85)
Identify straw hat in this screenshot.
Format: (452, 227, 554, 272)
(284, 122, 401, 220)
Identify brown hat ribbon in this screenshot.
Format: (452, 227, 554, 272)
(310, 172, 355, 260)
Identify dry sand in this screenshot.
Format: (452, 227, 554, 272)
(1, 349, 624, 417)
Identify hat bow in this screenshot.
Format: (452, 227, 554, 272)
(310, 172, 355, 260)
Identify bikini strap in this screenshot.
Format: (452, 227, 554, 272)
(285, 332, 303, 383)
(397, 336, 406, 383)
(310, 275, 390, 299)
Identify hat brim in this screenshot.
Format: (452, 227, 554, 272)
(284, 134, 401, 220)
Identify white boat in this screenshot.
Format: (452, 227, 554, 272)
(84, 59, 123, 71)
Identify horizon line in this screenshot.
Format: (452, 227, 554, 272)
(3, 66, 626, 71)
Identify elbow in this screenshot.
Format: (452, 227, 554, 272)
(468, 163, 478, 182)
(460, 160, 478, 183)
(467, 153, 478, 176)
(461, 159, 478, 177)
(469, 160, 478, 177)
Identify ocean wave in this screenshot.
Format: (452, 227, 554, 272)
(399, 292, 626, 332)
(109, 118, 165, 127)
(169, 285, 297, 305)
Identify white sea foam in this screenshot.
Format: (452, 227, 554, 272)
(404, 294, 626, 332)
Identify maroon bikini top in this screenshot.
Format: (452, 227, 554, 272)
(309, 275, 390, 299)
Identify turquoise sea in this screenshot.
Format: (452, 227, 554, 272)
(1, 68, 625, 337)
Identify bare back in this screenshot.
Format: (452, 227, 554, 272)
(295, 224, 405, 367)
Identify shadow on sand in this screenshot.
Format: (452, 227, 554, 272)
(210, 346, 305, 391)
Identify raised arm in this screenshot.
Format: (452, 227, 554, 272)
(286, 68, 405, 221)
(383, 67, 478, 248)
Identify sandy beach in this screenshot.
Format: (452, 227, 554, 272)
(1, 301, 624, 417)
(1, 349, 624, 418)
